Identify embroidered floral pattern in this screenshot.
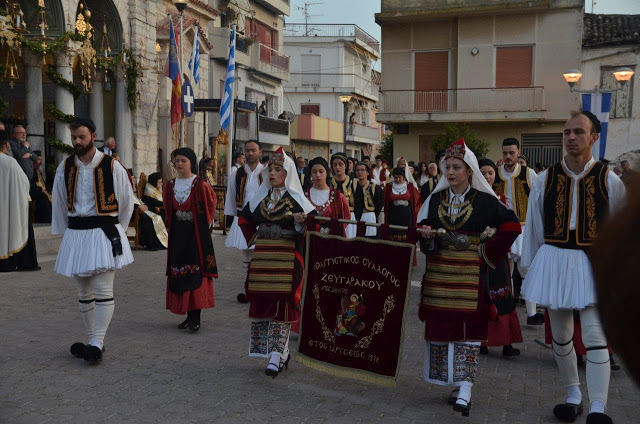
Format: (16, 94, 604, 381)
(553, 174, 567, 237)
(169, 264, 200, 278)
(584, 176, 598, 239)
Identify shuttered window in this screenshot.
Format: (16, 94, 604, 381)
(301, 104, 320, 116)
(496, 46, 534, 88)
(414, 51, 449, 111)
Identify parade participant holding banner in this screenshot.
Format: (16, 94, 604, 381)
(331, 152, 354, 216)
(239, 147, 315, 378)
(164, 148, 218, 332)
(477, 158, 523, 357)
(521, 112, 626, 424)
(225, 140, 264, 304)
(416, 139, 520, 417)
(305, 157, 350, 237)
(384, 167, 420, 239)
(350, 161, 383, 238)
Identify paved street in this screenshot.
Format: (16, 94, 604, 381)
(1, 230, 638, 424)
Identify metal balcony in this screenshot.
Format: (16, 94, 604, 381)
(284, 23, 380, 56)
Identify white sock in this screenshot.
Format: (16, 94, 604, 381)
(590, 400, 605, 414)
(78, 299, 95, 343)
(526, 301, 537, 317)
(267, 352, 280, 371)
(456, 382, 472, 405)
(91, 298, 114, 350)
(567, 385, 582, 405)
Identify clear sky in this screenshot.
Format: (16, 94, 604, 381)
(287, 0, 640, 47)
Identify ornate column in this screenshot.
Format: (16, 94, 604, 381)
(114, 65, 132, 169)
(23, 50, 45, 169)
(89, 71, 105, 142)
(54, 49, 75, 162)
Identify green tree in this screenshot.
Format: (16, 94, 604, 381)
(379, 133, 393, 163)
(431, 123, 490, 159)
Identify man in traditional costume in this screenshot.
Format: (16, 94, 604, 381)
(164, 148, 218, 331)
(224, 140, 264, 303)
(521, 112, 626, 424)
(30, 151, 52, 223)
(417, 139, 520, 417)
(350, 161, 383, 238)
(238, 147, 315, 378)
(495, 138, 542, 325)
(51, 118, 134, 364)
(372, 155, 389, 187)
(0, 139, 31, 272)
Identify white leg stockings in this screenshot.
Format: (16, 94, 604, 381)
(76, 271, 115, 350)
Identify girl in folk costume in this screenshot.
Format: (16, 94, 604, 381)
(138, 172, 168, 251)
(163, 148, 218, 332)
(351, 161, 384, 238)
(304, 157, 350, 237)
(477, 158, 523, 357)
(416, 139, 520, 417)
(395, 156, 418, 189)
(330, 152, 356, 234)
(383, 167, 420, 238)
(238, 147, 315, 378)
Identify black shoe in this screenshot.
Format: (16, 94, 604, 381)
(453, 398, 471, 417)
(527, 313, 545, 325)
(503, 345, 521, 357)
(479, 346, 489, 355)
(279, 354, 291, 372)
(188, 322, 200, 332)
(83, 345, 103, 365)
(178, 317, 191, 329)
(553, 402, 583, 422)
(610, 355, 620, 371)
(237, 293, 248, 304)
(447, 389, 460, 405)
(70, 342, 86, 358)
(586, 412, 613, 424)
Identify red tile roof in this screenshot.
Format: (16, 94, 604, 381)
(583, 13, 640, 48)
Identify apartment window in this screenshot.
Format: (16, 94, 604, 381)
(601, 65, 634, 118)
(301, 54, 321, 87)
(414, 51, 449, 111)
(496, 46, 534, 88)
(522, 133, 562, 167)
(301, 104, 320, 116)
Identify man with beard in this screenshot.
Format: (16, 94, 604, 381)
(224, 140, 264, 303)
(495, 138, 541, 325)
(51, 117, 134, 364)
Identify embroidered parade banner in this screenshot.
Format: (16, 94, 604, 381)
(297, 231, 415, 386)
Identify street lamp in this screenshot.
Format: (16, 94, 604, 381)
(563, 67, 635, 93)
(339, 93, 352, 154)
(172, 0, 190, 147)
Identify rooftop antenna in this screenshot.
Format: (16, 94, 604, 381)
(294, 2, 323, 36)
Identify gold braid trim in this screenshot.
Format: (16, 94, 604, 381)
(259, 196, 295, 221)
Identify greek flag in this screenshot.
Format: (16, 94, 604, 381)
(582, 93, 611, 161)
(220, 27, 236, 131)
(188, 26, 200, 84)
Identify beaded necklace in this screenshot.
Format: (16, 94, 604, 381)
(307, 187, 335, 214)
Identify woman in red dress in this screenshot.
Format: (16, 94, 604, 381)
(383, 167, 420, 239)
(478, 158, 523, 357)
(305, 157, 350, 236)
(163, 147, 218, 332)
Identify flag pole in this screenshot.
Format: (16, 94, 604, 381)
(226, 24, 237, 178)
(179, 11, 185, 148)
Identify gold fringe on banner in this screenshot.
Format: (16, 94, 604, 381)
(295, 353, 397, 388)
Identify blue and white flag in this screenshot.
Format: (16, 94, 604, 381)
(188, 26, 200, 84)
(220, 27, 236, 131)
(581, 93, 611, 161)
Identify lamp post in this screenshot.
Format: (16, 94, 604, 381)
(563, 66, 635, 93)
(173, 0, 189, 147)
(339, 93, 352, 154)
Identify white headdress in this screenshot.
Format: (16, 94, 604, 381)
(249, 147, 315, 214)
(395, 156, 418, 188)
(417, 138, 497, 222)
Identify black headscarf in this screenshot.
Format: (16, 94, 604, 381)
(477, 158, 497, 173)
(330, 152, 349, 170)
(172, 147, 198, 175)
(392, 166, 405, 178)
(308, 156, 331, 186)
(147, 172, 162, 188)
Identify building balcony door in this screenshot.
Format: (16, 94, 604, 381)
(521, 133, 562, 168)
(414, 51, 449, 112)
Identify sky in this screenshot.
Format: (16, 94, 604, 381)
(287, 0, 640, 47)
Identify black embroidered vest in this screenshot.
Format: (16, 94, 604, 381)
(64, 154, 118, 215)
(495, 165, 531, 223)
(235, 166, 262, 208)
(352, 179, 376, 212)
(543, 161, 609, 250)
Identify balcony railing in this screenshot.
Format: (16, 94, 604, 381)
(348, 123, 381, 141)
(380, 87, 545, 114)
(259, 44, 290, 72)
(259, 115, 290, 135)
(284, 23, 380, 53)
